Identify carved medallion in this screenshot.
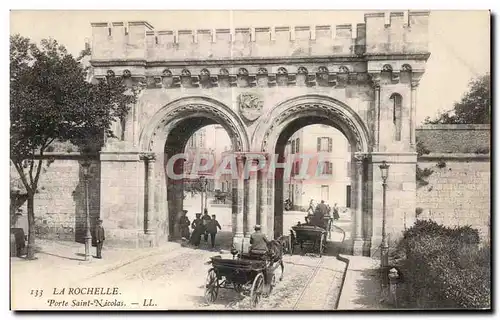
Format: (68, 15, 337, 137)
(237, 92, 264, 122)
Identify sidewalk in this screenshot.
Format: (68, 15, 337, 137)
(11, 239, 182, 284)
(336, 255, 389, 310)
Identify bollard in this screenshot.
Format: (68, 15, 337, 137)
(388, 267, 399, 308)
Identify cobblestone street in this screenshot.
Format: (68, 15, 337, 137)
(11, 196, 351, 310)
(12, 243, 346, 310)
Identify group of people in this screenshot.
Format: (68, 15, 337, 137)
(306, 200, 341, 228)
(179, 209, 222, 249)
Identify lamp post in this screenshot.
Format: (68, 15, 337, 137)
(379, 161, 390, 269)
(82, 159, 92, 262)
(200, 176, 205, 213)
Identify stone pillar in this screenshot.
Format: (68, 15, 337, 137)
(410, 81, 418, 149)
(259, 158, 268, 236)
(353, 153, 365, 255)
(144, 154, 156, 235)
(370, 73, 382, 151)
(232, 154, 245, 252)
(247, 158, 259, 232)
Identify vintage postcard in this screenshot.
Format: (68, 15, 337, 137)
(9, 9, 491, 311)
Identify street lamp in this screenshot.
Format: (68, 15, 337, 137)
(199, 176, 205, 213)
(379, 161, 390, 269)
(82, 159, 92, 262)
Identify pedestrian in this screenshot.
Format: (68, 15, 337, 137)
(93, 219, 105, 259)
(201, 208, 211, 242)
(332, 203, 340, 220)
(179, 210, 191, 239)
(206, 214, 222, 249)
(190, 213, 203, 247)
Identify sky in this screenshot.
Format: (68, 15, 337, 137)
(9, 10, 491, 124)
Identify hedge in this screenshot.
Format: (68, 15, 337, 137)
(397, 219, 490, 309)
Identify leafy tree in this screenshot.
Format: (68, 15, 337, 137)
(425, 74, 491, 124)
(10, 34, 137, 259)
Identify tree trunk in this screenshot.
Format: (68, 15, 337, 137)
(26, 193, 36, 260)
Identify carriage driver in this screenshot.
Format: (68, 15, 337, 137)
(249, 225, 269, 259)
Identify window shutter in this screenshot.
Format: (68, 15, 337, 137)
(291, 140, 295, 154)
(317, 138, 321, 151)
(328, 162, 333, 174)
(328, 138, 333, 152)
(296, 138, 300, 153)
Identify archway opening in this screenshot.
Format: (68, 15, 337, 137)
(164, 119, 235, 249)
(272, 115, 363, 253)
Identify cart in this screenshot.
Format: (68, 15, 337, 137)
(289, 225, 327, 257)
(204, 255, 279, 308)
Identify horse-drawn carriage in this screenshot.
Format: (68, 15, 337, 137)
(204, 241, 284, 308)
(289, 224, 327, 257)
(213, 190, 230, 204)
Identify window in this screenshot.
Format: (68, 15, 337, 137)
(294, 162, 300, 175)
(322, 161, 333, 175)
(317, 137, 332, 152)
(291, 140, 296, 154)
(390, 93, 403, 141)
(296, 138, 300, 153)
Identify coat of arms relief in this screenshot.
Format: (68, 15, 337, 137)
(237, 92, 264, 123)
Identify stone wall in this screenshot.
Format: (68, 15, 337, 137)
(415, 124, 490, 240)
(10, 154, 100, 243)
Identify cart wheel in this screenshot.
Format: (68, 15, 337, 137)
(250, 272, 265, 308)
(204, 268, 219, 304)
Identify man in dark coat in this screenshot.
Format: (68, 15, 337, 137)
(206, 214, 222, 249)
(201, 208, 211, 242)
(312, 200, 328, 228)
(179, 210, 191, 239)
(249, 225, 269, 259)
(190, 213, 203, 247)
(94, 219, 105, 259)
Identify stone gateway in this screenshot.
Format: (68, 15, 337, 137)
(89, 11, 431, 256)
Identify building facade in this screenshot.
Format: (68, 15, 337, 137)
(283, 125, 351, 210)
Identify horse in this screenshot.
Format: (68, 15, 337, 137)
(267, 237, 286, 281)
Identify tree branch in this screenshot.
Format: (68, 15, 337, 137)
(33, 149, 45, 187)
(12, 160, 32, 194)
(28, 154, 35, 185)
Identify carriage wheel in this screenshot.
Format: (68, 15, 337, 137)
(289, 233, 294, 256)
(204, 268, 219, 304)
(250, 273, 265, 308)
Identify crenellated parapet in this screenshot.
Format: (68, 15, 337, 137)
(89, 11, 431, 89)
(91, 22, 366, 61)
(365, 10, 430, 54)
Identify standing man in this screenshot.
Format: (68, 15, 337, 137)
(179, 210, 191, 239)
(94, 219, 105, 259)
(206, 214, 222, 249)
(201, 208, 211, 242)
(332, 203, 340, 220)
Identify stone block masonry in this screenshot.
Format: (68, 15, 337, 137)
(415, 124, 491, 241)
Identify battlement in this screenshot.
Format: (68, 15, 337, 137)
(90, 11, 430, 62)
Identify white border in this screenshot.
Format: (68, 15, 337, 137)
(2, 1, 497, 320)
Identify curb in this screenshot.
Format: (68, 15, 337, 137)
(334, 253, 350, 309)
